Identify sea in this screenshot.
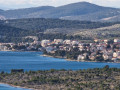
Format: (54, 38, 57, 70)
(0, 84, 30, 90)
(0, 51, 120, 90)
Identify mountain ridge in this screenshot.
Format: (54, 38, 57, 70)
(0, 2, 120, 22)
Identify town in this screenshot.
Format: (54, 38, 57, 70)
(0, 38, 120, 63)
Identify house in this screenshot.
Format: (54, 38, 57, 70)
(94, 39, 99, 42)
(103, 54, 112, 60)
(113, 52, 118, 58)
(63, 40, 71, 45)
(71, 40, 79, 45)
(77, 55, 85, 61)
(104, 39, 108, 43)
(114, 39, 120, 43)
(41, 40, 50, 47)
(89, 55, 96, 61)
(54, 39, 63, 44)
(0, 45, 8, 51)
(112, 57, 118, 61)
(45, 46, 54, 53)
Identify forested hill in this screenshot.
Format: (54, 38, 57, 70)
(0, 18, 120, 43)
(0, 2, 120, 22)
(3, 18, 119, 32)
(0, 23, 38, 42)
(0, 24, 25, 37)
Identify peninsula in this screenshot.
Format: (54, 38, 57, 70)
(0, 66, 120, 90)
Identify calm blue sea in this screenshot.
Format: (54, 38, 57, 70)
(0, 84, 30, 90)
(0, 51, 120, 90)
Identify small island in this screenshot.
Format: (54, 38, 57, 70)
(0, 65, 120, 90)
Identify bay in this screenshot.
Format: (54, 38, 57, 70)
(0, 51, 120, 73)
(0, 51, 120, 90)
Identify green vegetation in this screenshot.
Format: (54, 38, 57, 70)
(0, 18, 119, 43)
(44, 47, 82, 60)
(74, 24, 120, 39)
(5, 18, 117, 31)
(1, 66, 120, 90)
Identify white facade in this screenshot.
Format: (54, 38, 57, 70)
(104, 39, 108, 43)
(71, 40, 79, 45)
(63, 40, 71, 44)
(114, 39, 120, 43)
(113, 52, 118, 58)
(78, 55, 85, 61)
(41, 40, 50, 47)
(54, 39, 63, 44)
(0, 45, 7, 51)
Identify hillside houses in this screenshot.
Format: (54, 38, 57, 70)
(0, 38, 120, 63)
(42, 39, 120, 62)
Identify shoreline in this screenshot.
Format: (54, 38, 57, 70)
(0, 50, 40, 52)
(1, 51, 120, 63)
(41, 54, 120, 63)
(0, 82, 35, 90)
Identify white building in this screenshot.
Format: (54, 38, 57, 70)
(103, 54, 112, 60)
(77, 55, 85, 61)
(41, 40, 50, 47)
(114, 39, 120, 43)
(104, 39, 108, 43)
(113, 52, 118, 58)
(54, 39, 63, 44)
(63, 40, 71, 44)
(71, 40, 79, 45)
(0, 45, 8, 51)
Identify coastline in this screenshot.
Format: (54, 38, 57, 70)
(41, 54, 120, 63)
(0, 53, 120, 89)
(0, 50, 40, 52)
(1, 51, 120, 63)
(0, 82, 35, 90)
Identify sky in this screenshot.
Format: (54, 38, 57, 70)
(0, 0, 120, 10)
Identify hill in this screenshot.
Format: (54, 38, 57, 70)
(0, 18, 119, 42)
(0, 2, 120, 22)
(61, 9, 120, 22)
(4, 18, 116, 32)
(73, 24, 120, 39)
(0, 6, 54, 19)
(23, 2, 111, 18)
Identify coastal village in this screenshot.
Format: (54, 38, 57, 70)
(0, 38, 120, 63)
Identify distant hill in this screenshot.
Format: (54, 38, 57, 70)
(0, 6, 54, 19)
(0, 2, 120, 22)
(24, 2, 110, 18)
(61, 9, 120, 22)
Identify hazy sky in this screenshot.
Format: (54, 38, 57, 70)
(0, 0, 120, 10)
